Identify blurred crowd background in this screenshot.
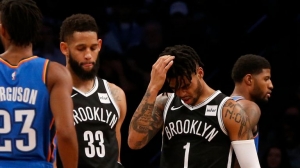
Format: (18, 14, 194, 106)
(2, 0, 299, 167)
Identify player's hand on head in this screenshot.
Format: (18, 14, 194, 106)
(149, 55, 174, 92)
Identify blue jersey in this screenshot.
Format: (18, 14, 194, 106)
(0, 56, 55, 168)
(231, 96, 259, 151)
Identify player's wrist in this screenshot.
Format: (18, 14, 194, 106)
(147, 85, 160, 95)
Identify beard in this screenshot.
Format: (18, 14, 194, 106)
(251, 84, 268, 103)
(68, 53, 99, 81)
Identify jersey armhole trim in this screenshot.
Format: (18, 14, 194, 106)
(163, 93, 174, 122)
(103, 79, 121, 118)
(217, 96, 231, 135)
(43, 59, 50, 85)
(161, 93, 174, 151)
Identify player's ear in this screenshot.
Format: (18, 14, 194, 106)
(0, 24, 3, 37)
(60, 42, 69, 58)
(244, 74, 252, 85)
(197, 67, 204, 78)
(0, 24, 8, 39)
(97, 39, 102, 52)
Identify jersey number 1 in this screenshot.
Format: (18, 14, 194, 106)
(183, 142, 190, 168)
(0, 109, 36, 152)
(84, 130, 105, 158)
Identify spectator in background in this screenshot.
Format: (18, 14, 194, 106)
(281, 107, 300, 168)
(126, 20, 165, 89)
(98, 47, 135, 94)
(163, 1, 196, 47)
(260, 145, 291, 168)
(102, 1, 142, 56)
(34, 24, 66, 65)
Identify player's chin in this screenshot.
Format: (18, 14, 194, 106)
(262, 96, 270, 102)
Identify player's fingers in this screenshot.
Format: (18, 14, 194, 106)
(153, 55, 173, 70)
(163, 56, 174, 66)
(159, 55, 173, 59)
(153, 55, 166, 67)
(157, 55, 174, 69)
(163, 60, 173, 72)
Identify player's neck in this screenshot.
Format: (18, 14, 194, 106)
(0, 44, 33, 65)
(72, 75, 95, 93)
(231, 86, 253, 101)
(194, 82, 216, 105)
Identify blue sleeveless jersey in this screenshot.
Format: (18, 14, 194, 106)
(0, 56, 55, 168)
(231, 96, 259, 151)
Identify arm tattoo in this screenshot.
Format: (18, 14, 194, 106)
(130, 90, 164, 142)
(132, 103, 154, 133)
(132, 136, 148, 149)
(110, 86, 121, 102)
(131, 91, 154, 133)
(224, 101, 250, 139)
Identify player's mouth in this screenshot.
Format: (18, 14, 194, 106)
(266, 91, 272, 98)
(81, 62, 94, 68)
(181, 97, 191, 104)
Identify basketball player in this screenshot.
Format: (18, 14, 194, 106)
(56, 14, 126, 168)
(231, 54, 273, 151)
(128, 45, 260, 168)
(0, 0, 78, 168)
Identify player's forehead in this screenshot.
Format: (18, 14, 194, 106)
(261, 68, 271, 73)
(67, 32, 98, 46)
(72, 31, 97, 41)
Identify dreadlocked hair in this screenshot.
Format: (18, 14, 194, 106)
(0, 0, 42, 47)
(59, 13, 99, 42)
(159, 45, 204, 94)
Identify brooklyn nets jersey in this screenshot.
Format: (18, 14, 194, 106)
(58, 77, 120, 168)
(160, 90, 234, 168)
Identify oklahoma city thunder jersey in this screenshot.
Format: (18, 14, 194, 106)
(0, 56, 55, 168)
(59, 77, 120, 168)
(231, 96, 259, 151)
(161, 90, 234, 168)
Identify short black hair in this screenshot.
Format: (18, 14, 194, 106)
(231, 54, 271, 83)
(59, 14, 98, 42)
(0, 0, 42, 46)
(159, 44, 204, 91)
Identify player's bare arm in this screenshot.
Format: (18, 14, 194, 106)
(222, 99, 253, 140)
(128, 55, 174, 149)
(47, 62, 78, 168)
(128, 92, 169, 149)
(53, 159, 57, 168)
(108, 82, 127, 162)
(236, 100, 261, 133)
(223, 99, 261, 167)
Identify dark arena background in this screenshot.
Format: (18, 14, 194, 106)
(5, 0, 299, 167)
